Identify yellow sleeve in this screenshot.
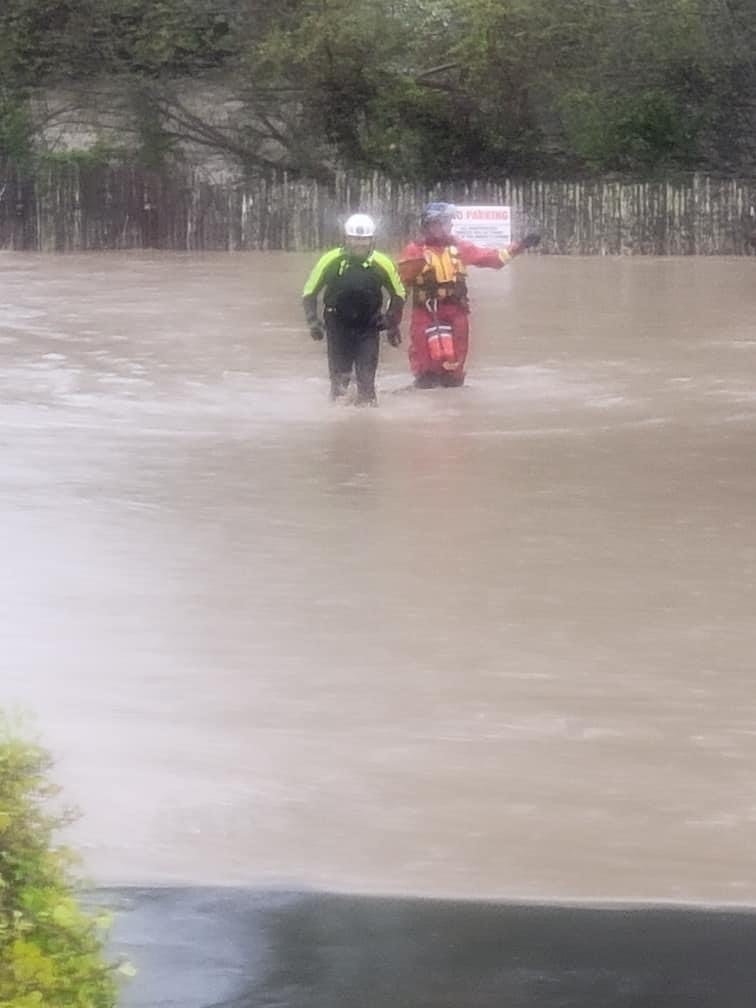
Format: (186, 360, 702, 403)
(372, 250, 407, 299)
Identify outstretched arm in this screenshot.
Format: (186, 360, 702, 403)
(458, 233, 541, 269)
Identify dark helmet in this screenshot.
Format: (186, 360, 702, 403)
(421, 202, 456, 230)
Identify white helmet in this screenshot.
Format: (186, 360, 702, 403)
(344, 213, 376, 238)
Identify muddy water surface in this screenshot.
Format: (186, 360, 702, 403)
(2, 251, 755, 904)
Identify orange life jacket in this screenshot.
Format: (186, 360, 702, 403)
(413, 246, 468, 309)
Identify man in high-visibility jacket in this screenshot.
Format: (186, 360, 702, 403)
(397, 202, 540, 387)
(303, 213, 405, 405)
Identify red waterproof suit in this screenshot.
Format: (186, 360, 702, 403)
(397, 237, 514, 386)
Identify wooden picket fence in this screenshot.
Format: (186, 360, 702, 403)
(1, 163, 754, 253)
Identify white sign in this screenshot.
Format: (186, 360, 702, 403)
(452, 205, 511, 247)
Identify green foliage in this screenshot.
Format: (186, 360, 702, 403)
(0, 1, 108, 86)
(0, 719, 119, 1008)
(107, 0, 233, 77)
(0, 0, 753, 178)
(0, 0, 233, 83)
(237, 0, 411, 174)
(559, 88, 701, 172)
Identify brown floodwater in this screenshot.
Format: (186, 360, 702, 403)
(2, 250, 755, 904)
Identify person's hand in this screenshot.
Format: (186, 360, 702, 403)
(386, 326, 402, 347)
(508, 233, 541, 256)
(309, 321, 324, 341)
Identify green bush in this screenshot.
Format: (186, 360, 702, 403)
(0, 720, 120, 1008)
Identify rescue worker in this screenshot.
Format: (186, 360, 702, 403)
(397, 202, 541, 388)
(302, 213, 405, 405)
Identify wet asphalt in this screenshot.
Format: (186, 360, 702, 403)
(105, 887, 756, 1007)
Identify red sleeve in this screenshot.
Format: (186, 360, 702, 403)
(455, 239, 507, 269)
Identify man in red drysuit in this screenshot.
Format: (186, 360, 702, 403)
(397, 202, 540, 387)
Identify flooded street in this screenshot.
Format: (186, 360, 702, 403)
(2, 250, 755, 905)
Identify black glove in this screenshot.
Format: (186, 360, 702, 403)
(386, 326, 402, 347)
(521, 232, 541, 249)
(308, 321, 324, 341)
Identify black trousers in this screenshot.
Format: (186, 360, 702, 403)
(326, 319, 380, 404)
